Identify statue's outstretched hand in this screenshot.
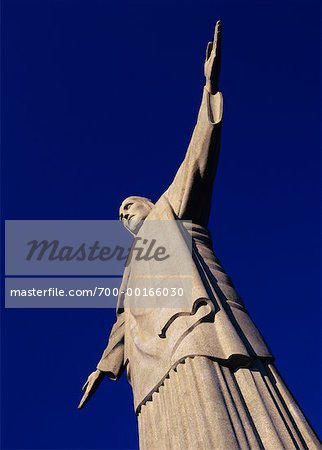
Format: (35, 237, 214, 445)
(78, 369, 105, 409)
(204, 20, 222, 94)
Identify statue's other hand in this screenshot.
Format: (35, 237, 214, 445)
(78, 369, 104, 409)
(204, 20, 222, 94)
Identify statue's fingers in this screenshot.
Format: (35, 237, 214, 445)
(205, 42, 213, 61)
(78, 392, 88, 409)
(213, 20, 222, 53)
(82, 380, 89, 391)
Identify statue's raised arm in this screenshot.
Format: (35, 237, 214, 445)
(164, 21, 223, 227)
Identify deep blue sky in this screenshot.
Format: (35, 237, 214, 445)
(1, 0, 320, 448)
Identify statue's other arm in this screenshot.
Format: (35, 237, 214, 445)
(78, 278, 128, 409)
(78, 311, 125, 409)
(95, 311, 125, 377)
(164, 21, 223, 227)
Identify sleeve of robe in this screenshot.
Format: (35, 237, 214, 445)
(96, 311, 126, 379)
(96, 269, 130, 379)
(163, 86, 223, 227)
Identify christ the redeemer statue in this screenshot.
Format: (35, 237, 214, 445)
(79, 22, 320, 450)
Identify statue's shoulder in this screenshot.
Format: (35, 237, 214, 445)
(145, 193, 175, 221)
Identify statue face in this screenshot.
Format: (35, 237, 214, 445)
(119, 196, 154, 234)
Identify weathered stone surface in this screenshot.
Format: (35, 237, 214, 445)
(79, 21, 321, 449)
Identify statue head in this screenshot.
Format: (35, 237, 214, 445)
(119, 196, 154, 234)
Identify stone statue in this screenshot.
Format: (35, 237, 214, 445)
(79, 22, 321, 449)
